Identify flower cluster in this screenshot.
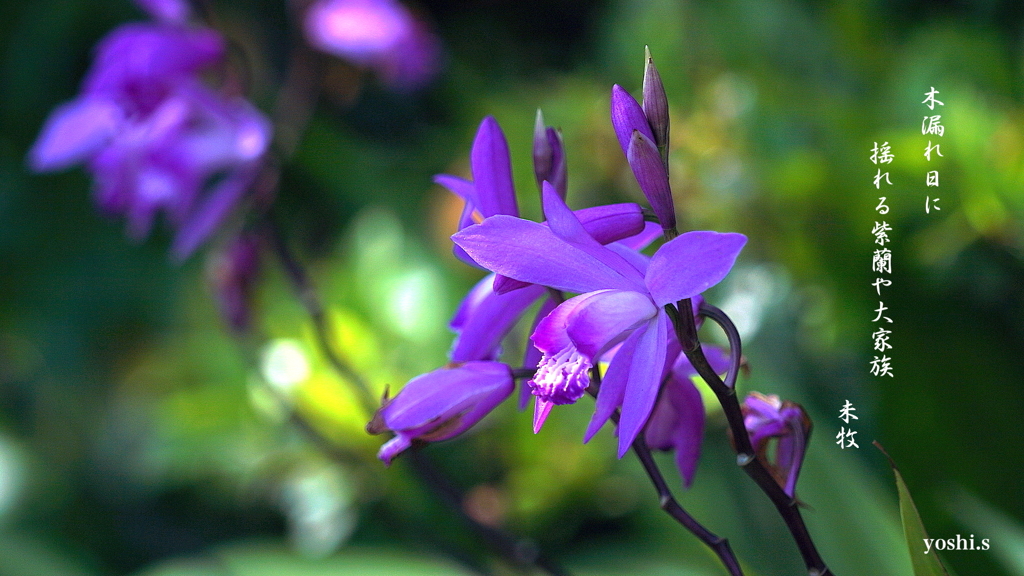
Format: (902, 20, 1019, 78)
(370, 52, 748, 489)
(28, 0, 272, 260)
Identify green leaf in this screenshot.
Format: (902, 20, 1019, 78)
(876, 442, 950, 576)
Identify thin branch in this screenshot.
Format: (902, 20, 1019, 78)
(588, 370, 743, 576)
(631, 435, 744, 576)
(262, 219, 378, 417)
(408, 450, 572, 576)
(668, 300, 834, 576)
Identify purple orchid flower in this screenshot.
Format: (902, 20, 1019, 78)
(435, 116, 519, 270)
(28, 4, 271, 260)
(368, 361, 514, 464)
(742, 392, 812, 498)
(436, 115, 648, 291)
(644, 346, 729, 488)
(453, 184, 746, 455)
(304, 0, 440, 91)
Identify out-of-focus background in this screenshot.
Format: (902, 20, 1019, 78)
(2, 0, 1024, 575)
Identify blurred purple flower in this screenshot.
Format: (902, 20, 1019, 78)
(304, 0, 440, 90)
(135, 0, 190, 24)
(207, 232, 262, 332)
(742, 392, 811, 497)
(368, 361, 514, 464)
(453, 185, 746, 454)
(28, 6, 272, 260)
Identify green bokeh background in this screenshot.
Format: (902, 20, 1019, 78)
(2, 0, 1023, 575)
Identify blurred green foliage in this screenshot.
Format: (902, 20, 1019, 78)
(2, 0, 1024, 575)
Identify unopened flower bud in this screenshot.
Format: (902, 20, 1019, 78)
(642, 46, 670, 164)
(626, 129, 676, 232)
(370, 361, 514, 465)
(533, 109, 567, 201)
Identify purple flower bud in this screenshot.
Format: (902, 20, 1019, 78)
(304, 0, 440, 90)
(610, 84, 654, 157)
(207, 232, 262, 332)
(368, 362, 514, 464)
(532, 109, 567, 201)
(642, 46, 669, 155)
(742, 392, 812, 498)
(626, 130, 676, 232)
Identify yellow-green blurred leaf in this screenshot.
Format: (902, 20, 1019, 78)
(879, 444, 950, 576)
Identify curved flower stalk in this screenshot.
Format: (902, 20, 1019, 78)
(28, 0, 272, 260)
(304, 0, 440, 91)
(453, 184, 747, 455)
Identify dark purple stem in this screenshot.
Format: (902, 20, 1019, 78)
(262, 220, 378, 417)
(588, 370, 743, 576)
(667, 300, 834, 576)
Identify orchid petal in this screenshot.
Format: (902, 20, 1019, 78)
(533, 398, 554, 433)
(671, 379, 704, 487)
(531, 291, 609, 353)
(541, 184, 646, 289)
(607, 243, 649, 276)
(434, 174, 476, 205)
(524, 297, 559, 372)
(383, 361, 512, 431)
(449, 275, 545, 363)
(171, 164, 258, 260)
(471, 116, 518, 217)
(573, 203, 645, 245)
(452, 216, 641, 294)
(583, 323, 645, 442)
(29, 97, 123, 171)
(618, 310, 669, 456)
(618, 221, 662, 251)
(645, 231, 747, 306)
(642, 47, 669, 151)
(492, 274, 532, 294)
(565, 290, 657, 358)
